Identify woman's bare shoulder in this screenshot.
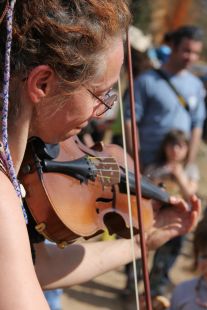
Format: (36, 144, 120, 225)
(0, 169, 21, 209)
(0, 171, 49, 308)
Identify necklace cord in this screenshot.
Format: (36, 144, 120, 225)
(0, 0, 9, 25)
(2, 0, 28, 222)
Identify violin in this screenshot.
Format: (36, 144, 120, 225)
(19, 136, 170, 248)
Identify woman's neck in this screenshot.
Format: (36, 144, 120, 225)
(0, 81, 34, 173)
(0, 122, 29, 174)
(0, 110, 32, 174)
(8, 124, 29, 174)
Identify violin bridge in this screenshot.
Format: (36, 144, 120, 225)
(88, 156, 120, 187)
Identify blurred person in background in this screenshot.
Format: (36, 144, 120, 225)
(147, 30, 172, 67)
(145, 129, 199, 297)
(170, 216, 207, 310)
(125, 25, 206, 170)
(112, 46, 152, 147)
(144, 129, 199, 201)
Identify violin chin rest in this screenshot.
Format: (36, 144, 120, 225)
(103, 212, 138, 239)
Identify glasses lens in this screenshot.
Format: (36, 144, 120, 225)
(96, 105, 108, 117)
(106, 93, 118, 107)
(96, 92, 118, 116)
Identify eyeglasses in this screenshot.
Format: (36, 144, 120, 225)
(87, 88, 118, 116)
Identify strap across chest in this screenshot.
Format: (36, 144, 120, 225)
(0, 143, 9, 178)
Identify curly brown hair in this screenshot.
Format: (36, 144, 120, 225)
(0, 0, 131, 91)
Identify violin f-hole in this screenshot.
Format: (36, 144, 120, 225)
(103, 212, 138, 238)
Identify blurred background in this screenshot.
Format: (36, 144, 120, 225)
(131, 0, 207, 51)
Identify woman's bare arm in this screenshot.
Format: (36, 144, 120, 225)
(0, 172, 49, 309)
(35, 238, 140, 289)
(35, 196, 200, 289)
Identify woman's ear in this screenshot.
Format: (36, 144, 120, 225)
(26, 65, 57, 103)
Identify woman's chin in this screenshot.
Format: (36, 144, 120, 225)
(61, 128, 82, 141)
(37, 127, 84, 144)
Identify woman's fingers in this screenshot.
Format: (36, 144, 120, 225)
(169, 196, 190, 211)
(147, 195, 201, 251)
(190, 194, 201, 213)
(189, 195, 201, 228)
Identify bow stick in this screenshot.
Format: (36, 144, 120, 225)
(126, 29, 153, 310)
(118, 78, 140, 309)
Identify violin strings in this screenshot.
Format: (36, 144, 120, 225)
(96, 175, 111, 180)
(93, 168, 120, 173)
(89, 157, 120, 179)
(88, 157, 120, 171)
(88, 156, 116, 160)
(118, 77, 140, 310)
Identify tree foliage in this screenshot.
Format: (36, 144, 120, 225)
(130, 0, 151, 33)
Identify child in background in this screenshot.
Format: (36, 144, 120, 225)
(144, 129, 199, 201)
(145, 129, 200, 297)
(170, 216, 207, 309)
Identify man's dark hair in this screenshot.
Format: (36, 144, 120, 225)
(167, 25, 204, 47)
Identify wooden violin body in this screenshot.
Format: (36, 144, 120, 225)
(19, 136, 169, 248)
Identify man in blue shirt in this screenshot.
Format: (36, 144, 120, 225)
(125, 25, 206, 169)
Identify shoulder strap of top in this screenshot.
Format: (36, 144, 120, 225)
(0, 142, 10, 178)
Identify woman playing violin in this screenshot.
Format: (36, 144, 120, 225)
(0, 1, 200, 309)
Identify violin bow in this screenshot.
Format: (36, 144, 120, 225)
(118, 78, 141, 309)
(125, 29, 153, 310)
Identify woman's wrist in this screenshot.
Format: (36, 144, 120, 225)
(133, 235, 141, 258)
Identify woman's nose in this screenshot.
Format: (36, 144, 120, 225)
(91, 106, 104, 119)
